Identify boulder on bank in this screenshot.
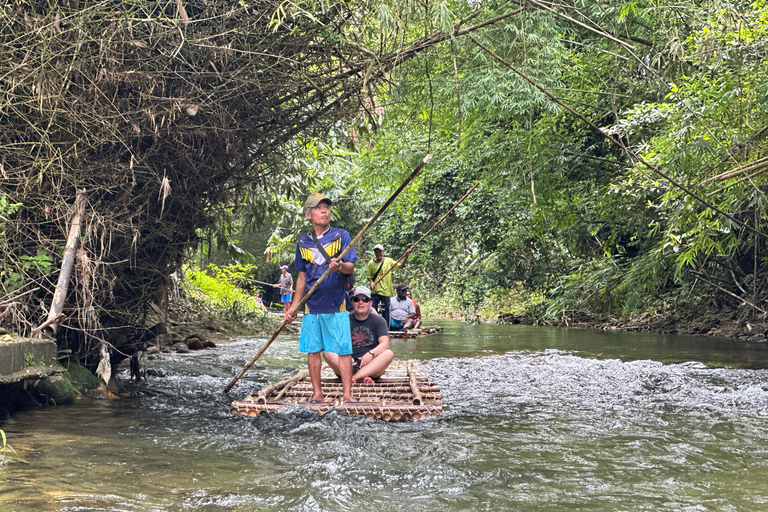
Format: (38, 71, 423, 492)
(36, 374, 78, 406)
(63, 362, 100, 392)
(184, 333, 207, 350)
(185, 337, 205, 350)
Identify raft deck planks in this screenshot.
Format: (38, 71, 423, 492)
(230, 360, 442, 421)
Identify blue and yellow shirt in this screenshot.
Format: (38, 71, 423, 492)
(294, 226, 357, 314)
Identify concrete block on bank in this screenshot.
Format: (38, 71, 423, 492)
(0, 337, 61, 385)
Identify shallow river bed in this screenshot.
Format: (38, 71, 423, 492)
(2, 322, 768, 511)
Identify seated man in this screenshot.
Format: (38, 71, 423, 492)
(406, 290, 422, 329)
(389, 283, 416, 331)
(325, 286, 393, 384)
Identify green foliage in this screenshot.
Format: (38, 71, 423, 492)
(184, 264, 265, 314)
(478, 285, 546, 321)
(178, 262, 286, 335)
(0, 252, 52, 294)
(341, 0, 768, 322)
(167, 0, 768, 325)
(18, 252, 52, 275)
(0, 429, 28, 465)
(23, 352, 46, 368)
(0, 194, 21, 217)
(0, 194, 28, 294)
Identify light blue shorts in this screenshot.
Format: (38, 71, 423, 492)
(298, 311, 352, 355)
(281, 293, 292, 303)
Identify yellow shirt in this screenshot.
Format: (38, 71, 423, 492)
(366, 257, 397, 296)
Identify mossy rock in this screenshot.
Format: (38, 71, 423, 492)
(63, 362, 100, 392)
(36, 374, 78, 406)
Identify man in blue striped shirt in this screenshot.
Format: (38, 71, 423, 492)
(285, 193, 357, 403)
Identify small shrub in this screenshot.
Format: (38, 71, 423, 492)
(0, 429, 27, 465)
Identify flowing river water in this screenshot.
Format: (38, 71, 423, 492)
(3, 321, 768, 511)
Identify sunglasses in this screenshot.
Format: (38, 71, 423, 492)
(351, 297, 371, 303)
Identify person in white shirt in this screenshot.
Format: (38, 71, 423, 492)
(389, 283, 416, 331)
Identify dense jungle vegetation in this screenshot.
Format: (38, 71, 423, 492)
(260, 0, 768, 328)
(2, 0, 768, 370)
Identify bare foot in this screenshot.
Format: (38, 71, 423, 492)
(362, 376, 374, 384)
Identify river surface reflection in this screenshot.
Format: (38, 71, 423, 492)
(2, 321, 768, 511)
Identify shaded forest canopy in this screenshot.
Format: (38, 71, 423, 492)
(2, 0, 768, 367)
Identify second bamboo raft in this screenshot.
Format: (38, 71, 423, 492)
(387, 325, 443, 339)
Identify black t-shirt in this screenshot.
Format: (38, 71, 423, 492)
(349, 311, 389, 359)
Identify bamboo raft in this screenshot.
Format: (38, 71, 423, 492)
(230, 360, 442, 421)
(387, 325, 443, 339)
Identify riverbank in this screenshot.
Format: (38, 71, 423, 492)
(495, 304, 768, 343)
(419, 294, 767, 343)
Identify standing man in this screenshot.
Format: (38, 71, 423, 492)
(284, 193, 357, 403)
(273, 265, 294, 314)
(324, 286, 393, 384)
(366, 244, 409, 326)
(390, 283, 416, 331)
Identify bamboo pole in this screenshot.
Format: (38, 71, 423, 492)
(250, 278, 295, 293)
(31, 313, 65, 335)
(224, 154, 431, 393)
(371, 181, 479, 291)
(42, 189, 87, 336)
(257, 369, 309, 404)
(702, 155, 768, 184)
(407, 361, 423, 405)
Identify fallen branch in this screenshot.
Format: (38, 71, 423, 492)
(43, 189, 87, 336)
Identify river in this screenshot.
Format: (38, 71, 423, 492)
(2, 321, 768, 511)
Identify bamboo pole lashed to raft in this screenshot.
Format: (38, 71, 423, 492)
(223, 154, 432, 393)
(256, 369, 310, 404)
(407, 361, 423, 405)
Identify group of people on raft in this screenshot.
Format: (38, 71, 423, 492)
(281, 192, 423, 403)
